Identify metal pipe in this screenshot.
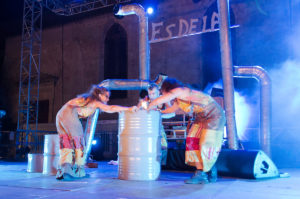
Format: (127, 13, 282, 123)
(234, 66, 271, 156)
(217, 0, 238, 149)
(83, 109, 100, 163)
(114, 4, 150, 80)
(98, 79, 150, 90)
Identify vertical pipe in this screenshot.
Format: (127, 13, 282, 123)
(84, 109, 100, 163)
(138, 5, 149, 80)
(260, 73, 271, 156)
(114, 4, 150, 80)
(233, 66, 271, 156)
(217, 0, 238, 149)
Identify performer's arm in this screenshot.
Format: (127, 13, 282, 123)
(92, 101, 137, 113)
(148, 88, 184, 109)
(161, 112, 176, 119)
(161, 100, 176, 118)
(161, 102, 179, 114)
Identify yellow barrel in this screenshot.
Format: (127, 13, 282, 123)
(118, 110, 161, 180)
(43, 134, 59, 175)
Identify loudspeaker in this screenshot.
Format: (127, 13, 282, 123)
(216, 149, 279, 179)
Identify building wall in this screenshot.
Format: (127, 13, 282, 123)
(2, 11, 143, 123)
(1, 0, 293, 125)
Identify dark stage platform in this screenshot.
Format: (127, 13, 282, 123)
(0, 161, 299, 199)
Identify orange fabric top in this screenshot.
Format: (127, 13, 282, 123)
(176, 99, 203, 115)
(72, 98, 96, 118)
(176, 92, 214, 115)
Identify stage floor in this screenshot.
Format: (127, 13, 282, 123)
(0, 161, 299, 199)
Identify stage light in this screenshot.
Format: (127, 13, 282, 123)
(0, 110, 6, 118)
(146, 7, 154, 15)
(141, 100, 149, 109)
(92, 140, 97, 145)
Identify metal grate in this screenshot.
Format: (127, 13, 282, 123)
(42, 0, 134, 16)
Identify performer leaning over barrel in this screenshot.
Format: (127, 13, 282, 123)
(146, 83, 175, 166)
(56, 85, 137, 180)
(148, 78, 226, 184)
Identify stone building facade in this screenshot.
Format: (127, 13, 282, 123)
(4, 0, 290, 124)
(2, 0, 299, 166)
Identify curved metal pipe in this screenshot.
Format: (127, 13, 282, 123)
(217, 0, 238, 149)
(234, 66, 272, 156)
(114, 4, 150, 80)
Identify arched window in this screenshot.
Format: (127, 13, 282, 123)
(104, 23, 128, 99)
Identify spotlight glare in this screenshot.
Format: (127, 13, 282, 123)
(92, 140, 97, 145)
(147, 7, 154, 15)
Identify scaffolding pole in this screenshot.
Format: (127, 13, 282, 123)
(17, 0, 43, 152)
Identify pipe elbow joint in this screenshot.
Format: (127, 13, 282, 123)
(114, 4, 146, 17)
(234, 66, 271, 86)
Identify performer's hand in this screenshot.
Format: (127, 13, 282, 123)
(136, 100, 143, 110)
(129, 106, 138, 112)
(147, 103, 156, 111)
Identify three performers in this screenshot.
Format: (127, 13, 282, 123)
(56, 78, 225, 184)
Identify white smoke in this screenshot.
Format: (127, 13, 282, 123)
(205, 79, 251, 140)
(270, 19, 300, 128)
(234, 91, 251, 140)
(271, 62, 300, 128)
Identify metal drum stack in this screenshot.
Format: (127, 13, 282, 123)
(118, 110, 161, 181)
(42, 134, 60, 175)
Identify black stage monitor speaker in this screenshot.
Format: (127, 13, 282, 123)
(216, 149, 279, 179)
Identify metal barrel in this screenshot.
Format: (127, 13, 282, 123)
(42, 134, 59, 175)
(27, 153, 44, 173)
(118, 110, 161, 181)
